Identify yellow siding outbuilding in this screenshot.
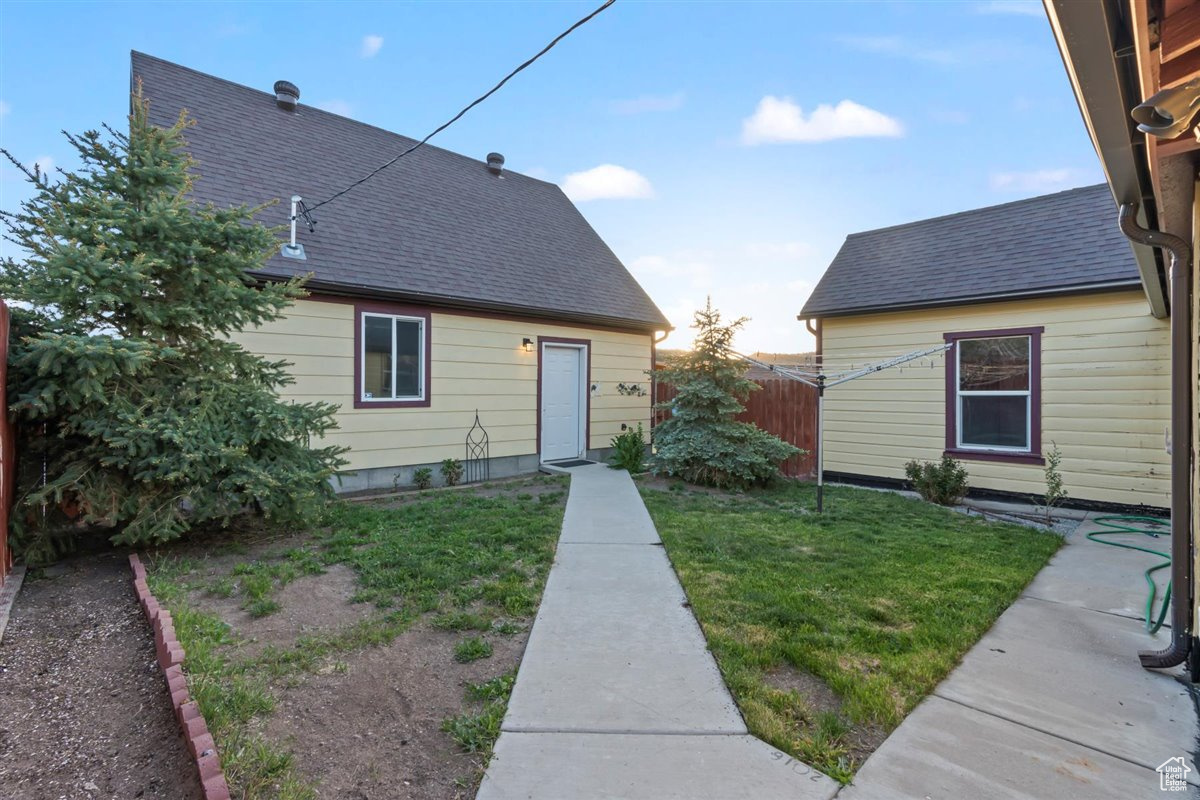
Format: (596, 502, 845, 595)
(235, 297, 655, 491)
(819, 290, 1171, 508)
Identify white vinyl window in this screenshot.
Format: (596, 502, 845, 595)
(361, 312, 425, 402)
(955, 335, 1032, 452)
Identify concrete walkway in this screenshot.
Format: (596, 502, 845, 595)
(840, 512, 1200, 800)
(476, 464, 838, 800)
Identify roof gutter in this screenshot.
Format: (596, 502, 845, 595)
(1045, 0, 1168, 318)
(251, 273, 673, 334)
(1118, 203, 1194, 670)
(800, 279, 1145, 319)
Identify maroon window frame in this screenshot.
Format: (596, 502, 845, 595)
(943, 326, 1044, 466)
(535, 336, 592, 458)
(353, 302, 432, 409)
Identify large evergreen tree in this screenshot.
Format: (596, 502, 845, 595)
(0, 90, 346, 559)
(652, 300, 800, 488)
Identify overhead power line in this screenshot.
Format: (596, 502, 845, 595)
(305, 0, 616, 214)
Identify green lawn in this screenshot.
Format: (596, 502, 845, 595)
(144, 477, 567, 799)
(642, 479, 1061, 783)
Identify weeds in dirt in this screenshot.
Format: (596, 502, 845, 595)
(442, 672, 515, 756)
(454, 637, 493, 663)
(146, 566, 310, 798)
(142, 476, 567, 800)
(431, 611, 493, 632)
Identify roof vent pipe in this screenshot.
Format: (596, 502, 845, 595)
(486, 152, 505, 175)
(274, 80, 300, 112)
(282, 195, 306, 260)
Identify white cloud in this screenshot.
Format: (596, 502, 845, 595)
(0, 100, 10, 117)
(561, 164, 654, 202)
(610, 92, 685, 115)
(317, 99, 354, 117)
(838, 35, 957, 65)
(989, 168, 1080, 192)
(976, 1, 1042, 17)
(741, 96, 904, 145)
(361, 34, 384, 58)
(30, 155, 54, 174)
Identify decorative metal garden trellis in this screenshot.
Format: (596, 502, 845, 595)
(464, 410, 490, 484)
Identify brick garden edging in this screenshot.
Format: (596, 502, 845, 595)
(129, 554, 231, 800)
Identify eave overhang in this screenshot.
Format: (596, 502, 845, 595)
(1045, 0, 1170, 318)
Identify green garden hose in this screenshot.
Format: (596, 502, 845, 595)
(1088, 515, 1171, 634)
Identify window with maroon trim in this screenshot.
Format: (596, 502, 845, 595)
(354, 304, 431, 409)
(944, 327, 1043, 464)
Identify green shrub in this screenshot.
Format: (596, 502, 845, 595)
(412, 467, 434, 490)
(609, 423, 647, 472)
(1, 92, 346, 558)
(440, 458, 464, 487)
(1042, 442, 1067, 523)
(904, 455, 969, 505)
(650, 300, 801, 489)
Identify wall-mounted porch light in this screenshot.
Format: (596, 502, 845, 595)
(522, 338, 534, 353)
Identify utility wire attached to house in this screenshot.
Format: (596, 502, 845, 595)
(303, 0, 615, 216)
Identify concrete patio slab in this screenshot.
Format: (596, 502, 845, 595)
(934, 595, 1194, 775)
(477, 732, 839, 800)
(503, 540, 744, 733)
(1022, 515, 1170, 622)
(838, 696, 1165, 800)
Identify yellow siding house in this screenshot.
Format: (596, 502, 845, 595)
(136, 53, 668, 491)
(801, 185, 1170, 509)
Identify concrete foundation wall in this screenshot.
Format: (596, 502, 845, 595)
(334, 447, 616, 493)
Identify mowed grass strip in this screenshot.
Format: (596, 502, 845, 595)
(643, 481, 1060, 783)
(145, 478, 567, 800)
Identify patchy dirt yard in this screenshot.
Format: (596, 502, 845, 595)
(144, 475, 568, 799)
(258, 622, 528, 799)
(0, 553, 201, 800)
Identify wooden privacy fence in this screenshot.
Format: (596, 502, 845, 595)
(0, 300, 12, 583)
(654, 375, 818, 478)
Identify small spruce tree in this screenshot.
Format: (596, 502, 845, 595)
(652, 300, 800, 488)
(0, 89, 346, 559)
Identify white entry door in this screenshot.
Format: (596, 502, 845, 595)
(541, 344, 585, 462)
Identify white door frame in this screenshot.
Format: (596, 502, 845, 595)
(539, 341, 589, 463)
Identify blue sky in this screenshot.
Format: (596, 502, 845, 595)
(0, 0, 1100, 352)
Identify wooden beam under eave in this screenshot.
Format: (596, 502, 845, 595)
(1130, 0, 1169, 212)
(1159, 43, 1200, 86)
(1161, 1, 1200, 62)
